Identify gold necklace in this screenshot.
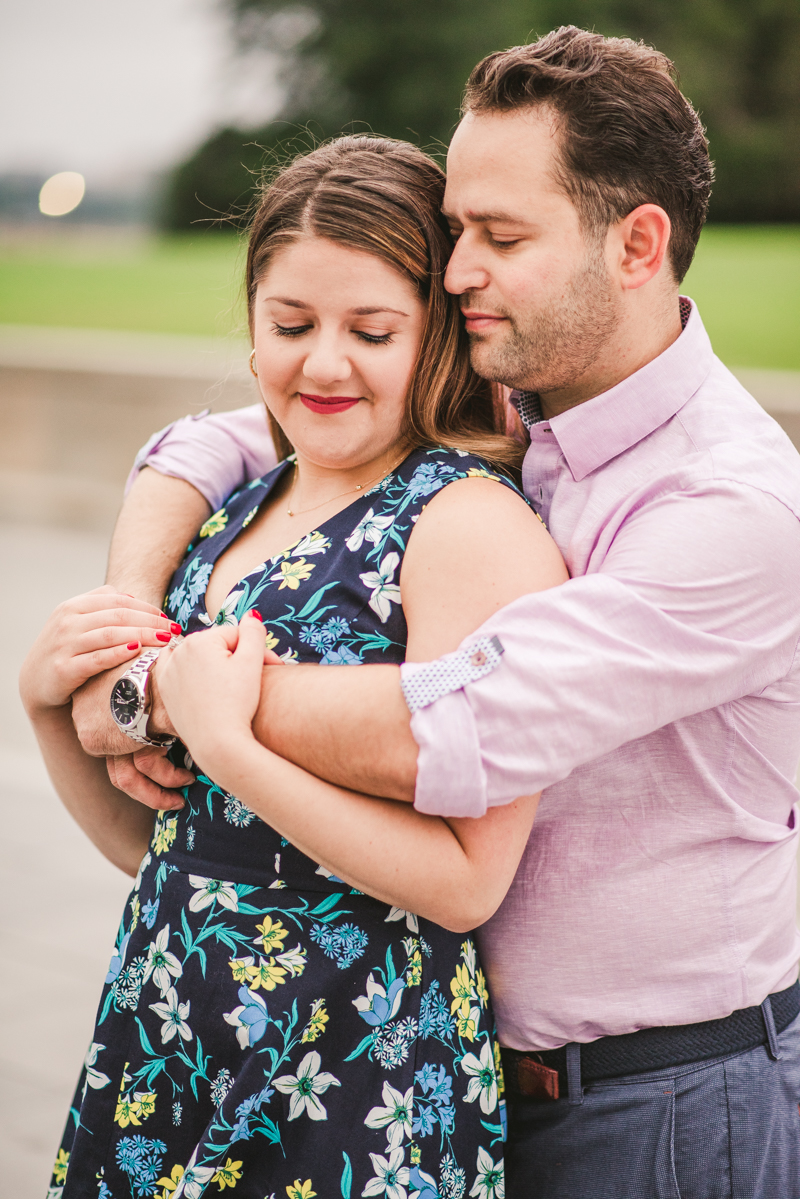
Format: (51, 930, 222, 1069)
(286, 454, 406, 518)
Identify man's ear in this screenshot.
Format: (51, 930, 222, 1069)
(609, 204, 672, 291)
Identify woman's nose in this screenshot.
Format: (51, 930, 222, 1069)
(302, 333, 353, 387)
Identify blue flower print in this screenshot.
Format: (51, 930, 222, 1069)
(409, 1165, 440, 1199)
(406, 462, 456, 501)
(224, 986, 269, 1049)
(414, 1065, 456, 1138)
(115, 1135, 167, 1198)
(299, 624, 330, 651)
(323, 616, 351, 640)
(310, 921, 369, 968)
(320, 644, 361, 666)
(419, 980, 455, 1040)
(141, 898, 160, 929)
(353, 973, 406, 1026)
(106, 933, 130, 985)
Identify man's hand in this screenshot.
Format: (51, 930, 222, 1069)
(107, 747, 192, 811)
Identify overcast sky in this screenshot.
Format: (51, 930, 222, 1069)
(0, 0, 282, 183)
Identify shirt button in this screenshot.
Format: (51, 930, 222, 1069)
(470, 649, 487, 667)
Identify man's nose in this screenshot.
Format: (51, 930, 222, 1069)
(444, 234, 491, 295)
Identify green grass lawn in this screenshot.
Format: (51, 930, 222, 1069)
(0, 225, 798, 369)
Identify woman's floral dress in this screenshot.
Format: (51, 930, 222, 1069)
(51, 445, 521, 1199)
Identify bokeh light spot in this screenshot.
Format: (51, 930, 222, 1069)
(38, 171, 86, 217)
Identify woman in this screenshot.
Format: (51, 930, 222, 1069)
(21, 136, 566, 1199)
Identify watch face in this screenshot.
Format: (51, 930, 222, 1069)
(111, 677, 141, 727)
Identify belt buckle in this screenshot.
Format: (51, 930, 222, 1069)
(517, 1056, 560, 1101)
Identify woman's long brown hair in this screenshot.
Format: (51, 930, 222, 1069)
(245, 135, 524, 473)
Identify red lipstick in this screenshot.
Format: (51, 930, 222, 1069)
(300, 393, 362, 414)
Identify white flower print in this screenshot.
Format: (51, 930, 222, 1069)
(346, 508, 395, 552)
(364, 1081, 413, 1149)
(149, 986, 192, 1044)
(142, 924, 183, 997)
(469, 1148, 504, 1199)
(188, 875, 239, 912)
(461, 1038, 498, 1113)
(276, 944, 308, 977)
(173, 1147, 216, 1198)
(292, 530, 332, 556)
(385, 907, 419, 934)
(133, 852, 151, 892)
(362, 1146, 411, 1199)
(197, 588, 243, 627)
(83, 1042, 110, 1091)
(273, 1050, 341, 1121)
(359, 552, 402, 622)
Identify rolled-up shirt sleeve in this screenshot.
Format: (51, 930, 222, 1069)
(125, 404, 277, 511)
(406, 481, 800, 817)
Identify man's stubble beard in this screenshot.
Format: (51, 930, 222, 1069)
(466, 242, 622, 395)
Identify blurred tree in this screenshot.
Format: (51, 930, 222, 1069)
(162, 0, 800, 229)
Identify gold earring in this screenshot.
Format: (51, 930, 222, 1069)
(249, 349, 258, 378)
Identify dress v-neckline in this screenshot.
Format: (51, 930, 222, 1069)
(202, 455, 410, 624)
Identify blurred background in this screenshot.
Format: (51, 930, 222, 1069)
(1, 2, 799, 1195)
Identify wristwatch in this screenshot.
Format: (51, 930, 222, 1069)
(110, 646, 178, 748)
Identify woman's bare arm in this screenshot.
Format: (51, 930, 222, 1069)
(156, 477, 567, 928)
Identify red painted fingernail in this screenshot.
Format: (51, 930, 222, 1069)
(156, 631, 171, 642)
(249, 610, 263, 621)
(170, 622, 182, 635)
(127, 642, 139, 651)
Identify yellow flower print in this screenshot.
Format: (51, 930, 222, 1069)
(249, 957, 288, 991)
(52, 1148, 70, 1184)
(254, 915, 289, 954)
(494, 1039, 506, 1098)
(229, 957, 255, 984)
(264, 628, 279, 652)
(406, 948, 422, 987)
(114, 1093, 142, 1127)
(241, 505, 259, 529)
(456, 1012, 477, 1042)
(151, 814, 178, 856)
(475, 968, 489, 1007)
(450, 963, 474, 1017)
(129, 894, 140, 932)
(286, 1181, 317, 1199)
(410, 1144, 421, 1166)
(278, 557, 315, 590)
(135, 1091, 156, 1118)
(301, 999, 329, 1043)
(156, 1164, 184, 1198)
(466, 467, 502, 482)
(200, 508, 229, 538)
(213, 1158, 243, 1189)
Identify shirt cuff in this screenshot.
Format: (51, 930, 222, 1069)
(124, 411, 210, 497)
(409, 689, 488, 818)
(400, 636, 503, 819)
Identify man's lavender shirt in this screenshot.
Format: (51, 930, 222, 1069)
(132, 302, 800, 1051)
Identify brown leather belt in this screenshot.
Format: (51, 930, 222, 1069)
(501, 981, 800, 1102)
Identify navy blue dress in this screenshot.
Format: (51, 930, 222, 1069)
(52, 445, 520, 1199)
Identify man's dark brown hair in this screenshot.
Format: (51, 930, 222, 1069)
(462, 26, 714, 282)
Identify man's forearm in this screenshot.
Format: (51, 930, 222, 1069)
(252, 663, 418, 801)
(73, 468, 210, 756)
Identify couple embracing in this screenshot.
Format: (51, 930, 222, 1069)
(23, 25, 800, 1199)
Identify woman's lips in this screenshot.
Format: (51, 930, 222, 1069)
(300, 393, 361, 415)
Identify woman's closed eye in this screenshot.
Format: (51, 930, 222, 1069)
(272, 322, 313, 337)
(354, 330, 394, 345)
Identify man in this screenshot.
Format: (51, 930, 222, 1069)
(74, 27, 800, 1197)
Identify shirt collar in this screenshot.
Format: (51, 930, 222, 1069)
(510, 297, 715, 481)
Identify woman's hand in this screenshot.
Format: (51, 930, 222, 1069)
(156, 612, 268, 775)
(20, 586, 178, 719)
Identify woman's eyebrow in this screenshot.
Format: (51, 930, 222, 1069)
(351, 306, 409, 317)
(264, 295, 308, 308)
